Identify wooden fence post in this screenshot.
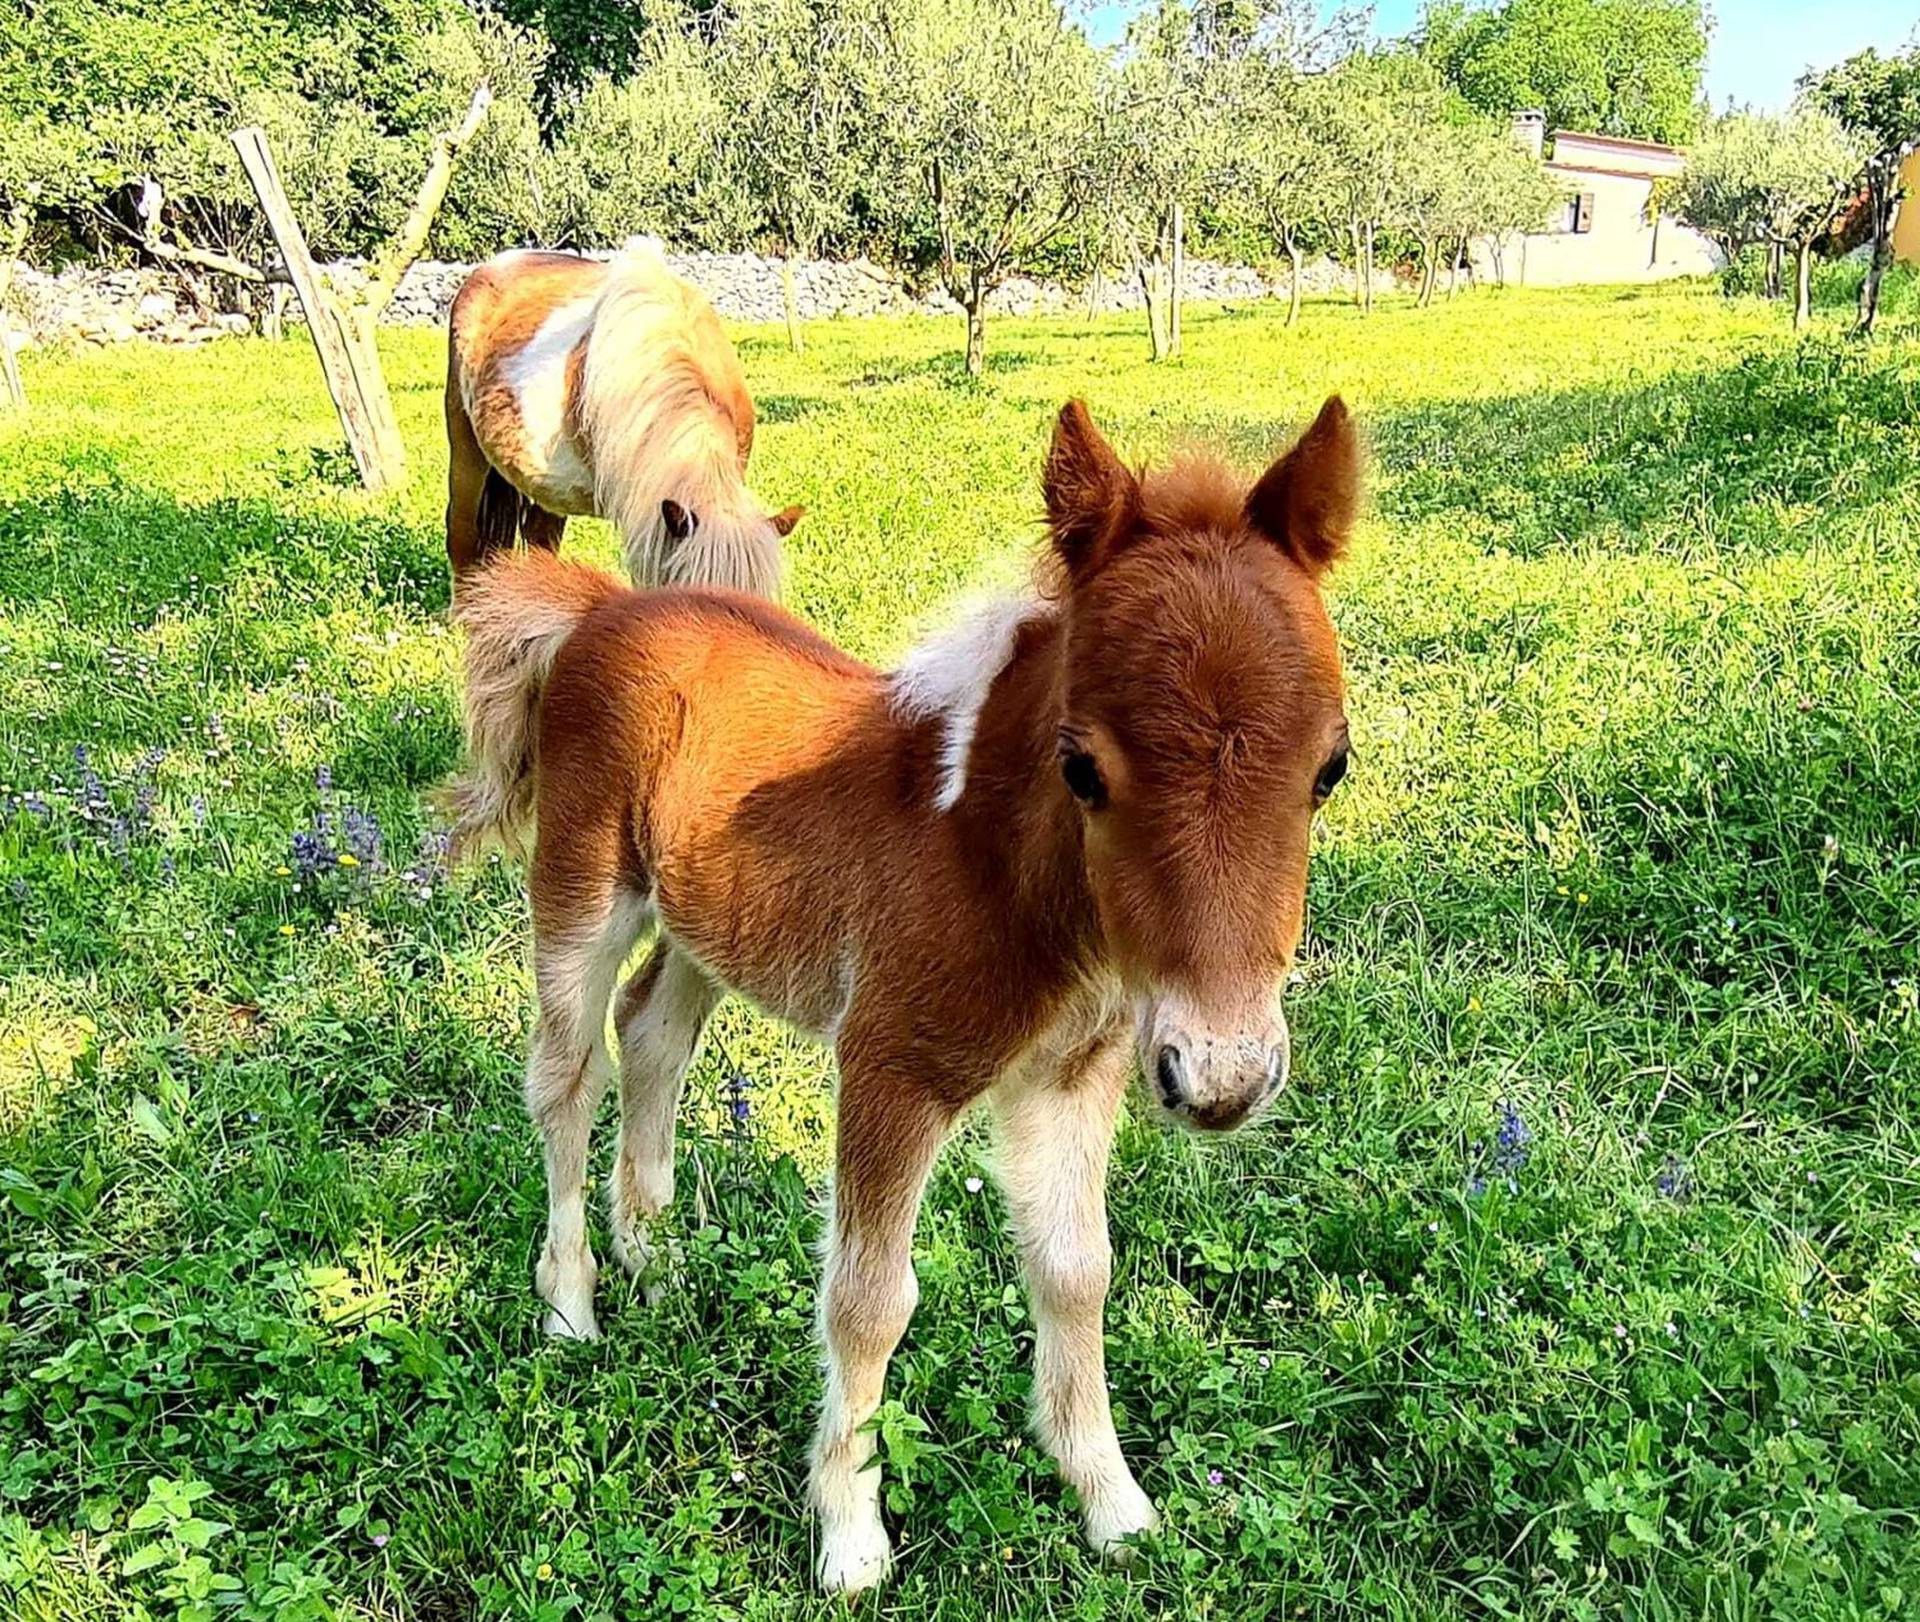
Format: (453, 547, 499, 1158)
(231, 126, 408, 492)
(1, 205, 28, 414)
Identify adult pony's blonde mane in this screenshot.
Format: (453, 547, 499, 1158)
(579, 239, 784, 598)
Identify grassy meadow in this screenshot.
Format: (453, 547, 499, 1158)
(2, 282, 1919, 1621)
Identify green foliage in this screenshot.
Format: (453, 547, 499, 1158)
(1420, 0, 1708, 144)
(0, 0, 547, 261)
(1798, 45, 1920, 158)
(866, 0, 1106, 368)
(1675, 108, 1867, 256)
(2, 283, 1919, 1619)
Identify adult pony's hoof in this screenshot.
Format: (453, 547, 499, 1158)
(816, 1520, 892, 1595)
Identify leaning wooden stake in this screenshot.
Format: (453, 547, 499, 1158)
(229, 83, 490, 492)
(1, 202, 30, 413)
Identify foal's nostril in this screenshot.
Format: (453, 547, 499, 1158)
(1154, 1044, 1187, 1109)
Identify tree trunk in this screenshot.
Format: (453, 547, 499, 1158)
(1418, 238, 1436, 307)
(1449, 238, 1464, 297)
(1860, 172, 1891, 338)
(1649, 211, 1661, 270)
(1362, 220, 1375, 315)
(1137, 256, 1168, 361)
(1794, 238, 1812, 330)
(1350, 222, 1364, 306)
(1284, 236, 1302, 329)
(963, 274, 987, 377)
(1169, 199, 1184, 358)
(1764, 239, 1782, 301)
(781, 256, 804, 354)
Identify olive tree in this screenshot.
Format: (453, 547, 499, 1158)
(870, 0, 1103, 375)
(707, 0, 887, 350)
(1675, 108, 1866, 328)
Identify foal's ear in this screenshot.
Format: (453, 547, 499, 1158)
(769, 504, 805, 538)
(1244, 395, 1361, 576)
(1044, 400, 1139, 582)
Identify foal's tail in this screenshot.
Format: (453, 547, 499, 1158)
(443, 552, 624, 860)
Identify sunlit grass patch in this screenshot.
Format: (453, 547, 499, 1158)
(2, 283, 1918, 1620)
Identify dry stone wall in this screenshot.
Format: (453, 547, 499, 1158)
(7, 249, 1357, 349)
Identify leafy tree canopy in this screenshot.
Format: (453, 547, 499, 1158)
(1419, 0, 1708, 145)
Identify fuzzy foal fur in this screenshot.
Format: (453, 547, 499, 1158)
(444, 240, 800, 595)
(451, 397, 1359, 1591)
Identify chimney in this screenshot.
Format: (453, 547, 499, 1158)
(1511, 110, 1546, 160)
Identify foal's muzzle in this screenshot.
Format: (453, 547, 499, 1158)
(1140, 995, 1290, 1132)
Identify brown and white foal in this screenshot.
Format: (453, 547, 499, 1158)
(450, 397, 1358, 1592)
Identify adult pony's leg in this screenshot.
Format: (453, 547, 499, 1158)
(445, 365, 491, 578)
(525, 866, 650, 1342)
(810, 1067, 951, 1593)
(607, 942, 720, 1298)
(989, 1036, 1158, 1558)
(521, 506, 568, 555)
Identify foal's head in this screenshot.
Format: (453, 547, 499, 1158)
(1044, 398, 1357, 1131)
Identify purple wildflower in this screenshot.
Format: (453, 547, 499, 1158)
(340, 806, 383, 872)
(1655, 1155, 1694, 1201)
(1207, 1469, 1224, 1487)
(190, 794, 208, 828)
(291, 827, 333, 880)
(315, 763, 333, 794)
(9, 877, 27, 906)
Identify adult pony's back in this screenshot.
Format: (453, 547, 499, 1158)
(444, 240, 799, 596)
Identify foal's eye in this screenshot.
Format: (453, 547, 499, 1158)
(1061, 749, 1107, 809)
(1314, 748, 1350, 803)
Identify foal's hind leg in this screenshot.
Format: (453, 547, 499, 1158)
(989, 1034, 1157, 1559)
(607, 942, 720, 1299)
(526, 883, 649, 1341)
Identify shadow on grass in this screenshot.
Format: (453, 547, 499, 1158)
(1214, 335, 1920, 558)
(0, 450, 450, 622)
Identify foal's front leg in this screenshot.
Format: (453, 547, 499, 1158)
(989, 1038, 1158, 1559)
(810, 1074, 951, 1594)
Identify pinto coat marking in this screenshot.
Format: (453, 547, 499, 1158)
(444, 242, 799, 597)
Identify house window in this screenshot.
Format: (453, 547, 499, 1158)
(1563, 192, 1595, 234)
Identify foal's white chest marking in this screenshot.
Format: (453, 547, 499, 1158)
(890, 595, 1037, 812)
(504, 297, 597, 509)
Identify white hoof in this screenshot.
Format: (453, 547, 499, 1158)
(608, 1213, 678, 1305)
(1084, 1483, 1159, 1564)
(536, 1251, 599, 1341)
(542, 1304, 600, 1341)
(816, 1519, 892, 1595)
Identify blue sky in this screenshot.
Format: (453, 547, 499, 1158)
(1086, 1, 1920, 114)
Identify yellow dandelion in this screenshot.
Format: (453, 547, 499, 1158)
(1577, 892, 1590, 904)
(537, 1562, 553, 1581)
(278, 923, 295, 936)
(274, 865, 291, 877)
(1555, 885, 1568, 896)
(1467, 996, 1482, 1012)
(336, 853, 360, 868)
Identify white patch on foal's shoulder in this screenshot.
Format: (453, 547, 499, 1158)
(504, 296, 597, 506)
(890, 594, 1038, 813)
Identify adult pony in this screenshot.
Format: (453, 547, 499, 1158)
(448, 397, 1358, 1591)
(444, 239, 800, 594)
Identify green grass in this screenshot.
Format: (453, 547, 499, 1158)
(3, 282, 1919, 1622)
